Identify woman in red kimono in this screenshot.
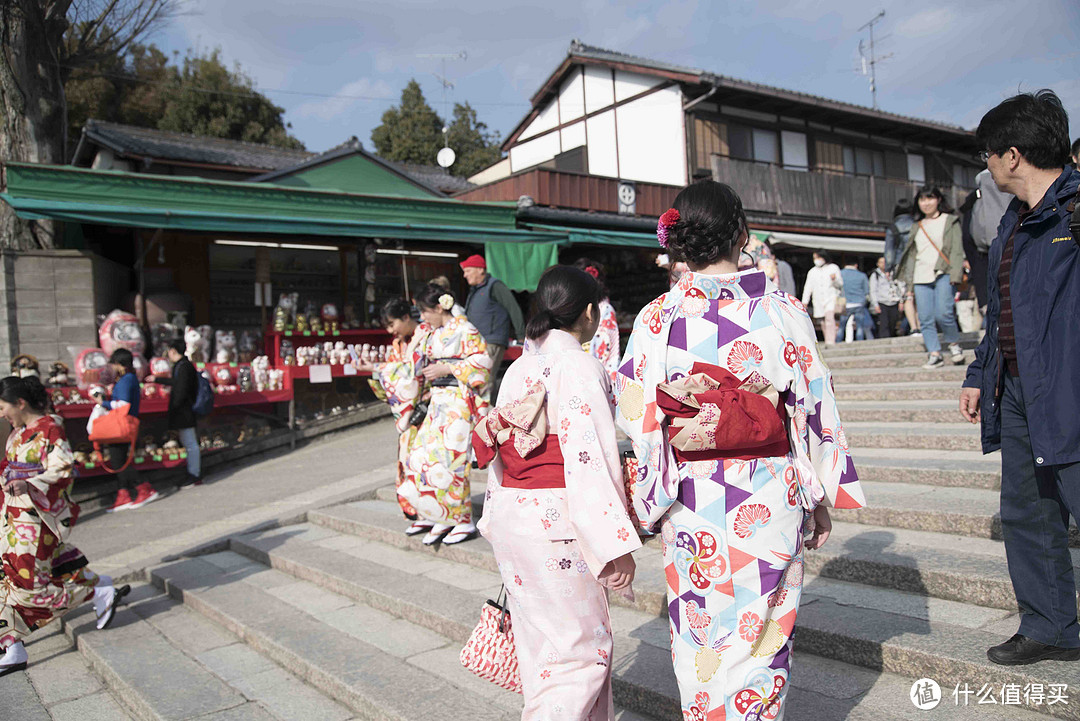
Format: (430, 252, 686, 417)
(0, 376, 129, 676)
(475, 265, 641, 719)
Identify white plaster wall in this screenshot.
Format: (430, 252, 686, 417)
(614, 85, 685, 185)
(614, 69, 662, 102)
(509, 132, 561, 173)
(519, 100, 560, 141)
(561, 121, 586, 151)
(584, 65, 614, 114)
(559, 70, 586, 122)
(586, 110, 619, 177)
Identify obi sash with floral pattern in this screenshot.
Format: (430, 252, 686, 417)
(3, 459, 42, 482)
(657, 362, 789, 462)
(472, 382, 566, 489)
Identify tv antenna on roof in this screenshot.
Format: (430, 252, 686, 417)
(418, 51, 467, 167)
(857, 10, 892, 109)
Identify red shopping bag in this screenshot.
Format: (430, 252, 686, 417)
(88, 404, 140, 474)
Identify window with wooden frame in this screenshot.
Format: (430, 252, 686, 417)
(692, 116, 728, 173)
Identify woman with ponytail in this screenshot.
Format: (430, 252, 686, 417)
(616, 180, 864, 718)
(0, 376, 129, 676)
(474, 265, 641, 718)
(399, 284, 491, 546)
(573, 258, 621, 386)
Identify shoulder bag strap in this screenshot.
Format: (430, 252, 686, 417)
(917, 221, 952, 267)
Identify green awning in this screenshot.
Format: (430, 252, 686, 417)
(0, 163, 564, 244)
(485, 241, 561, 292)
(529, 224, 770, 249)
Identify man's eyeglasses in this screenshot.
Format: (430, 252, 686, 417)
(977, 150, 992, 163)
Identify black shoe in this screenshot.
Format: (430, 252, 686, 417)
(179, 474, 203, 488)
(0, 661, 27, 677)
(987, 634, 1080, 666)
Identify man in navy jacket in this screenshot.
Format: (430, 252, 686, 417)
(960, 90, 1080, 666)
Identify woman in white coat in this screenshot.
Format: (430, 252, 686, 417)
(800, 249, 844, 345)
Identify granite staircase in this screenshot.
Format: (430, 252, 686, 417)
(22, 333, 1078, 720)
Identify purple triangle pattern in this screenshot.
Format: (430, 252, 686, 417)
(669, 317, 688, 350)
(725, 484, 753, 514)
(676, 477, 696, 512)
(716, 315, 750, 347)
(770, 643, 792, 671)
(618, 356, 635, 379)
(757, 559, 785, 596)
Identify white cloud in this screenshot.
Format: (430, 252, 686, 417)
(294, 78, 395, 120)
(894, 7, 959, 38)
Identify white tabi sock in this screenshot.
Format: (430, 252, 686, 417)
(0, 642, 27, 667)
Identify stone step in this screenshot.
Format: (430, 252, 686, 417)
(150, 552, 521, 721)
(832, 365, 969, 385)
(853, 448, 1000, 490)
(836, 481, 1080, 548)
(58, 582, 354, 721)
(845, 421, 981, 451)
(835, 381, 963, 402)
(9, 626, 136, 721)
(821, 333, 981, 358)
(825, 350, 976, 370)
(842, 400, 963, 424)
(237, 517, 1065, 720)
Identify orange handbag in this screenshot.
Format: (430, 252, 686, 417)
(88, 404, 140, 473)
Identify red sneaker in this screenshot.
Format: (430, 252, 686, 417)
(108, 488, 134, 513)
(128, 482, 160, 509)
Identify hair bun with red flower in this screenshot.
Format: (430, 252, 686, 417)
(657, 208, 680, 248)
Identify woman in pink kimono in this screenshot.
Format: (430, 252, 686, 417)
(574, 258, 620, 386)
(358, 299, 431, 533)
(402, 284, 492, 546)
(475, 265, 641, 720)
(616, 181, 866, 720)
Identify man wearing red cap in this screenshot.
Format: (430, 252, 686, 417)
(460, 254, 524, 399)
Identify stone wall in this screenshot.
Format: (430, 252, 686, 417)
(0, 250, 129, 369)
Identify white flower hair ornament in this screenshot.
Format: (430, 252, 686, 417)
(438, 294, 455, 311)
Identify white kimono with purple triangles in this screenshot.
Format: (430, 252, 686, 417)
(615, 268, 865, 721)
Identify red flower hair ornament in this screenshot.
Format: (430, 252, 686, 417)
(583, 266, 600, 280)
(657, 208, 680, 248)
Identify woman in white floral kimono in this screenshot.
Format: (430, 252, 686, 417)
(616, 181, 865, 721)
(401, 284, 492, 546)
(476, 265, 641, 720)
(357, 298, 432, 534)
(574, 258, 620, 386)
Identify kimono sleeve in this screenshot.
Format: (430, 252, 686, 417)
(614, 308, 679, 532)
(448, 324, 492, 390)
(594, 302, 621, 381)
(26, 421, 75, 498)
(785, 312, 865, 511)
(556, 359, 641, 579)
(375, 359, 421, 433)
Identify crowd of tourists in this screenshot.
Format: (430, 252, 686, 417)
(1, 89, 1078, 719)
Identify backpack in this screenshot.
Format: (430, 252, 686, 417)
(971, 169, 1013, 253)
(193, 371, 215, 417)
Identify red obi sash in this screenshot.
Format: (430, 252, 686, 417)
(492, 434, 566, 489)
(657, 362, 789, 463)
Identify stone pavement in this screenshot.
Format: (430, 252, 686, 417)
(1, 333, 1077, 720)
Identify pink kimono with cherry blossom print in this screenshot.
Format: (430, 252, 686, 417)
(478, 329, 641, 721)
(615, 269, 865, 721)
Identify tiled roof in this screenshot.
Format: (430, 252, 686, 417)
(385, 161, 475, 194)
(567, 40, 971, 135)
(79, 120, 315, 171)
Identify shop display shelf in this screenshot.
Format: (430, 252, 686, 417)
(286, 365, 371, 381)
(75, 446, 224, 478)
(53, 389, 294, 419)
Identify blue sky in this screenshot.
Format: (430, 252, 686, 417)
(153, 0, 1080, 156)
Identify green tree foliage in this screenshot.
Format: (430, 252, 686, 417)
(370, 80, 444, 166)
(445, 102, 502, 178)
(371, 81, 503, 178)
(64, 45, 304, 151)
